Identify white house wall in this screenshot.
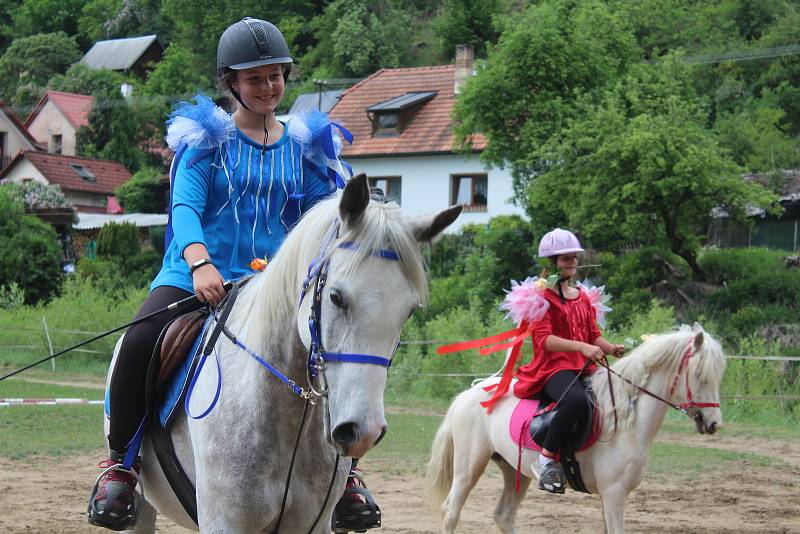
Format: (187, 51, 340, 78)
(0, 113, 36, 157)
(26, 101, 79, 156)
(346, 153, 525, 232)
(3, 159, 48, 184)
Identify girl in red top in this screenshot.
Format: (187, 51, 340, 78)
(519, 228, 623, 493)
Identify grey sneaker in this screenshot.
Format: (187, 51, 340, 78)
(538, 461, 566, 494)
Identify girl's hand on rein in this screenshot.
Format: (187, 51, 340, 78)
(581, 343, 605, 361)
(193, 264, 226, 307)
(611, 344, 626, 357)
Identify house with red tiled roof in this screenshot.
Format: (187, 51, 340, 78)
(0, 151, 131, 213)
(0, 101, 41, 171)
(25, 91, 95, 156)
(328, 46, 524, 231)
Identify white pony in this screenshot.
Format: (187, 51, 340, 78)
(426, 325, 727, 534)
(103, 175, 461, 533)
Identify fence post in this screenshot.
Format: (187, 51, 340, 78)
(42, 316, 55, 373)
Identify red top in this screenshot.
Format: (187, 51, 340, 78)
(513, 288, 601, 399)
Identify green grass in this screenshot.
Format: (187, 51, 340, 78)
(0, 380, 105, 459)
(648, 442, 787, 481)
(368, 413, 444, 475)
(0, 380, 104, 399)
(0, 404, 104, 459)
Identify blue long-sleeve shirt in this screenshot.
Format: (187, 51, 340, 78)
(151, 126, 334, 293)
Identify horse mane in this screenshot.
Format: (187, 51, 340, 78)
(591, 325, 726, 437)
(227, 196, 428, 352)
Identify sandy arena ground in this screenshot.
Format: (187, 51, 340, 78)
(0, 431, 798, 533)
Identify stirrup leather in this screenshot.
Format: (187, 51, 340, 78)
(332, 470, 382, 533)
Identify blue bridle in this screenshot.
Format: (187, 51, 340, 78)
(300, 221, 401, 389)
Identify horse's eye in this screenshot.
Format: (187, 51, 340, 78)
(330, 289, 347, 309)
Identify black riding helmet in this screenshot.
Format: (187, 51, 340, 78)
(217, 17, 293, 113)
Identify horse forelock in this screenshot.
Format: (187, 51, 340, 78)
(592, 325, 726, 436)
(228, 196, 428, 349)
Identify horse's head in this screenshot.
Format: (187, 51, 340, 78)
(297, 175, 461, 457)
(675, 324, 727, 435)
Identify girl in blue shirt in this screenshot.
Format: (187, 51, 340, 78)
(88, 18, 367, 531)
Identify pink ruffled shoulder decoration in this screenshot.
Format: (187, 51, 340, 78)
(577, 280, 612, 328)
(499, 277, 550, 325)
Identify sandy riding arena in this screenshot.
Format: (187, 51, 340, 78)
(0, 429, 798, 533)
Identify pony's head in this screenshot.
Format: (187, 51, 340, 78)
(681, 324, 726, 435)
(596, 324, 726, 437)
(282, 174, 460, 457)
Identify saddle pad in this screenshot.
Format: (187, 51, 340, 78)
(104, 316, 211, 427)
(509, 398, 601, 452)
(159, 315, 211, 427)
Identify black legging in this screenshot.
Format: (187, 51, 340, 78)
(108, 285, 197, 453)
(539, 370, 591, 454)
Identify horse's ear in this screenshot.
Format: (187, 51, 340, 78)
(694, 330, 704, 350)
(340, 174, 370, 226)
(409, 205, 463, 242)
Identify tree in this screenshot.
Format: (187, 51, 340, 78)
(527, 59, 778, 278)
(431, 0, 506, 59)
(0, 32, 81, 106)
(77, 92, 152, 172)
(49, 63, 128, 98)
(140, 44, 210, 97)
(9, 0, 88, 40)
(77, 0, 123, 42)
(453, 0, 639, 191)
(0, 189, 63, 304)
(301, 0, 414, 78)
(114, 167, 167, 213)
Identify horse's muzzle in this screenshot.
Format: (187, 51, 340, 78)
(331, 421, 386, 457)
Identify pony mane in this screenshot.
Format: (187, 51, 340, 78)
(591, 325, 726, 437)
(227, 196, 428, 351)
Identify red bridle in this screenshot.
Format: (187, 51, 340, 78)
(669, 341, 721, 410)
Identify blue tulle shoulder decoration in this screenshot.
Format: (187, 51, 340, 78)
(165, 94, 236, 150)
(286, 110, 354, 189)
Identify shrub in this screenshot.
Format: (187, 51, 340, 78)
(0, 190, 63, 304)
(124, 249, 162, 288)
(698, 247, 788, 285)
(149, 226, 167, 256)
(114, 167, 167, 213)
(0, 181, 70, 209)
(0, 283, 25, 310)
(96, 222, 140, 260)
(598, 246, 690, 327)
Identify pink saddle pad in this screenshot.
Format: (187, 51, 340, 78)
(509, 398, 601, 452)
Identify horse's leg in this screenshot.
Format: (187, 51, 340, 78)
(599, 484, 628, 534)
(492, 456, 531, 534)
(442, 431, 493, 533)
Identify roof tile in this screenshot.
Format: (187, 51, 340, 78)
(329, 65, 486, 157)
(2, 151, 131, 195)
(25, 91, 94, 130)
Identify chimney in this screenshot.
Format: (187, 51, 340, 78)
(454, 44, 474, 95)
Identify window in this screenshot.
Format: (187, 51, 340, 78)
(451, 174, 488, 211)
(69, 162, 96, 182)
(51, 134, 62, 154)
(368, 176, 402, 205)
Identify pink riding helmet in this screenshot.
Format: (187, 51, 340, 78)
(537, 228, 584, 258)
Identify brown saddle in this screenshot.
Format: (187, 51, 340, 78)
(155, 308, 209, 399)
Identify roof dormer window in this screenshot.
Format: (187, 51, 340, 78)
(367, 91, 437, 137)
(69, 162, 96, 182)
